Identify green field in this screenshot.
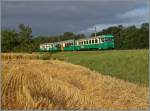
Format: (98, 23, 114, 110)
(51, 49, 149, 86)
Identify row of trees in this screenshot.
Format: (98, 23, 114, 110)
(91, 23, 149, 49)
(2, 24, 34, 52)
(1, 24, 85, 52)
(1, 23, 149, 52)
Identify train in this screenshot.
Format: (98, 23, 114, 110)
(39, 34, 114, 52)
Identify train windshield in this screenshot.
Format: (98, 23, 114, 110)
(104, 38, 113, 42)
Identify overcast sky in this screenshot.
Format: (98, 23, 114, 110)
(2, 0, 149, 36)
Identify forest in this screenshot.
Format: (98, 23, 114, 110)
(1, 23, 149, 52)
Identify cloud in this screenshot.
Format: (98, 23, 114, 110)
(2, 0, 149, 36)
(117, 7, 149, 22)
(79, 6, 149, 36)
(78, 22, 143, 36)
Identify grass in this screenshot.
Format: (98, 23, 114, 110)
(51, 49, 149, 86)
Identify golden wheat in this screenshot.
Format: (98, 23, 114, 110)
(1, 54, 149, 110)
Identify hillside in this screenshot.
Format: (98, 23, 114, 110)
(2, 55, 149, 110)
(52, 49, 149, 85)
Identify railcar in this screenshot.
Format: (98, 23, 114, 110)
(39, 34, 114, 52)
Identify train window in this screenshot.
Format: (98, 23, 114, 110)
(84, 41, 86, 44)
(92, 40, 95, 44)
(80, 42, 82, 45)
(86, 41, 88, 44)
(65, 43, 67, 47)
(69, 43, 71, 46)
(95, 39, 98, 44)
(75, 42, 77, 46)
(89, 40, 91, 44)
(101, 38, 105, 42)
(82, 41, 84, 45)
(79, 42, 81, 45)
(71, 42, 73, 46)
(105, 38, 113, 42)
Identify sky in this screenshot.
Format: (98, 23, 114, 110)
(1, 0, 149, 36)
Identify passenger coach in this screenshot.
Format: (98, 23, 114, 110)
(40, 34, 114, 52)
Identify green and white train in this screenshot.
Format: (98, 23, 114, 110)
(39, 34, 114, 52)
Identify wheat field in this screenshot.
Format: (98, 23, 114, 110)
(1, 53, 149, 110)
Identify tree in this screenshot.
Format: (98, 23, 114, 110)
(1, 22, 148, 52)
(14, 24, 33, 52)
(1, 29, 18, 52)
(90, 23, 149, 49)
(141, 23, 149, 30)
(139, 23, 149, 48)
(18, 24, 32, 43)
(76, 33, 86, 39)
(63, 32, 74, 37)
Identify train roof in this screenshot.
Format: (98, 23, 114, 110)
(40, 34, 114, 45)
(57, 34, 114, 43)
(76, 34, 113, 41)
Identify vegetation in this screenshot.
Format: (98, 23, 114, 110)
(91, 23, 149, 49)
(51, 50, 149, 86)
(1, 23, 149, 109)
(1, 23, 149, 52)
(1, 24, 85, 53)
(2, 54, 149, 110)
(38, 53, 52, 60)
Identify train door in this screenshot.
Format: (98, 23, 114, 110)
(61, 43, 64, 51)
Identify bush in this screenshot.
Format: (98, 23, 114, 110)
(39, 53, 52, 60)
